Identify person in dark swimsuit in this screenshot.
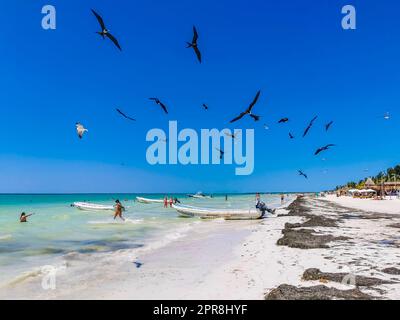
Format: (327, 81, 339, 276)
(20, 212, 33, 223)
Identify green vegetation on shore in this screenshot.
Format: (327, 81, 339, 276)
(336, 165, 400, 190)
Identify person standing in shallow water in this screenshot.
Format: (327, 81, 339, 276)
(113, 200, 125, 221)
(164, 196, 168, 208)
(169, 197, 173, 208)
(280, 194, 285, 205)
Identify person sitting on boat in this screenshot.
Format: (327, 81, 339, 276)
(113, 200, 125, 221)
(173, 197, 181, 204)
(256, 200, 276, 217)
(20, 212, 33, 223)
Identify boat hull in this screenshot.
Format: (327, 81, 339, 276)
(136, 197, 164, 204)
(172, 204, 262, 220)
(72, 202, 115, 211)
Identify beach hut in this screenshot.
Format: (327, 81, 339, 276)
(365, 178, 376, 188)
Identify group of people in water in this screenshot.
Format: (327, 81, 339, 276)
(163, 196, 181, 208)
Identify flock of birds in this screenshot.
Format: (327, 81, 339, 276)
(73, 8, 393, 181)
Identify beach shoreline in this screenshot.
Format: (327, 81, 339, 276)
(2, 194, 400, 300)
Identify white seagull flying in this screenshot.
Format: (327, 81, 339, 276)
(76, 123, 88, 139)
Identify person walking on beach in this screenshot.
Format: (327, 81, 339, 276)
(113, 200, 125, 221)
(164, 196, 168, 208)
(280, 194, 285, 205)
(20, 212, 34, 223)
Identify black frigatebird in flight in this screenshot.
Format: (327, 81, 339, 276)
(224, 131, 240, 139)
(315, 144, 335, 156)
(186, 26, 202, 63)
(298, 170, 308, 179)
(91, 9, 122, 51)
(230, 91, 261, 123)
(116, 109, 136, 121)
(325, 121, 333, 131)
(303, 116, 318, 137)
(216, 148, 224, 159)
(149, 98, 169, 114)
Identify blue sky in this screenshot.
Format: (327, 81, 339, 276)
(1, 0, 399, 193)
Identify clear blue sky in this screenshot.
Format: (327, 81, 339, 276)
(1, 0, 399, 193)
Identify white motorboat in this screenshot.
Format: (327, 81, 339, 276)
(172, 204, 262, 220)
(72, 202, 115, 211)
(187, 192, 212, 199)
(136, 197, 164, 204)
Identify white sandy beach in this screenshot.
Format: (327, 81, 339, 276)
(2, 195, 400, 300)
(322, 195, 400, 215)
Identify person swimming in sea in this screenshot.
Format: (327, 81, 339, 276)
(113, 200, 125, 221)
(20, 212, 34, 223)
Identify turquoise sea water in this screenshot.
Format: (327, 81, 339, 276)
(0, 193, 291, 289)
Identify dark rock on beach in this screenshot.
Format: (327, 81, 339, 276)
(302, 268, 394, 287)
(381, 267, 400, 275)
(285, 215, 338, 229)
(265, 284, 374, 300)
(284, 222, 302, 229)
(277, 228, 350, 249)
(279, 197, 312, 217)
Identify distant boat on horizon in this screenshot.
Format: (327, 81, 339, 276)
(187, 192, 212, 199)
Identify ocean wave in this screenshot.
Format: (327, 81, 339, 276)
(87, 218, 143, 225)
(0, 234, 12, 241)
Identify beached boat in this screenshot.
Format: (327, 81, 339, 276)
(136, 197, 164, 204)
(72, 202, 115, 211)
(187, 192, 212, 199)
(172, 204, 262, 220)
